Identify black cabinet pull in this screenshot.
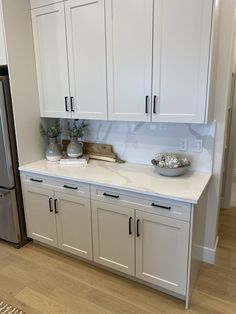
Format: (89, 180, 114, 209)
(151, 203, 171, 210)
(54, 199, 58, 214)
(145, 96, 149, 114)
(153, 95, 157, 114)
(63, 185, 78, 190)
(30, 178, 43, 183)
(70, 97, 74, 112)
(65, 97, 69, 112)
(129, 217, 132, 235)
(49, 197, 53, 213)
(137, 219, 140, 237)
(103, 192, 120, 199)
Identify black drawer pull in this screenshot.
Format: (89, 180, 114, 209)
(30, 178, 43, 183)
(151, 203, 171, 210)
(49, 197, 53, 213)
(103, 192, 120, 199)
(145, 96, 149, 114)
(65, 96, 69, 112)
(153, 95, 157, 114)
(63, 185, 78, 190)
(54, 199, 58, 214)
(70, 97, 75, 112)
(129, 217, 132, 235)
(137, 219, 140, 237)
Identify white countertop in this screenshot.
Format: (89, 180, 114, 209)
(19, 160, 212, 204)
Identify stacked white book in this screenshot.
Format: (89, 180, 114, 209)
(60, 154, 89, 165)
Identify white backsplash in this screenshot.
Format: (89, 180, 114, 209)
(61, 120, 215, 172)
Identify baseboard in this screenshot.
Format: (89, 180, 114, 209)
(202, 236, 219, 264)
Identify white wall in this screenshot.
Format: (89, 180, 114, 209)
(204, 0, 236, 263)
(1, 0, 45, 166)
(233, 39, 236, 171)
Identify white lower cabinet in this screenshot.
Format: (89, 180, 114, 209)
(23, 186, 57, 247)
(135, 210, 189, 296)
(92, 200, 135, 276)
(21, 175, 191, 302)
(55, 192, 92, 260)
(22, 183, 92, 260)
(91, 199, 189, 295)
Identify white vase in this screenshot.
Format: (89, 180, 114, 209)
(67, 137, 83, 158)
(46, 137, 62, 161)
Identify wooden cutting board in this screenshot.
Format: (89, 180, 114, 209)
(62, 140, 122, 163)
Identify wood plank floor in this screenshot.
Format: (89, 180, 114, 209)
(0, 208, 236, 313)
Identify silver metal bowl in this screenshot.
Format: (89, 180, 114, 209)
(151, 159, 190, 177)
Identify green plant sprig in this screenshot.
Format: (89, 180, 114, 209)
(40, 119, 61, 138)
(68, 120, 88, 139)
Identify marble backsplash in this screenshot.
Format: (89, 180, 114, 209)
(60, 119, 215, 172)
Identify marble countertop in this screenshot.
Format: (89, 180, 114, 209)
(19, 160, 212, 204)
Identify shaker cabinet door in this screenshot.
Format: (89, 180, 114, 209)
(31, 3, 71, 118)
(136, 210, 189, 296)
(152, 0, 213, 123)
(55, 192, 93, 260)
(22, 186, 57, 247)
(65, 0, 107, 120)
(92, 200, 135, 275)
(30, 0, 62, 9)
(106, 0, 153, 122)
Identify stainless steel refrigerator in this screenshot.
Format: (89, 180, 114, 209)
(0, 74, 26, 245)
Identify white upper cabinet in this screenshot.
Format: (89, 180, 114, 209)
(30, 0, 63, 9)
(31, 0, 214, 123)
(65, 0, 107, 120)
(106, 0, 153, 122)
(31, 3, 71, 118)
(32, 0, 107, 119)
(152, 0, 213, 123)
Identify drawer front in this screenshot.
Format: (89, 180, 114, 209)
(91, 185, 191, 222)
(21, 172, 90, 198)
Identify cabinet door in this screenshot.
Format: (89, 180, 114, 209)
(92, 201, 135, 275)
(55, 192, 93, 260)
(30, 0, 62, 9)
(136, 210, 189, 296)
(106, 0, 153, 122)
(65, 0, 107, 120)
(0, 4, 6, 65)
(31, 3, 71, 118)
(152, 0, 213, 123)
(22, 186, 57, 247)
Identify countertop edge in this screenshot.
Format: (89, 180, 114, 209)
(19, 166, 212, 205)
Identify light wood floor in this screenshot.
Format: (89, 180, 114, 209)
(0, 208, 236, 314)
(231, 177, 236, 207)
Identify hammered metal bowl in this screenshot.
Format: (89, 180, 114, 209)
(151, 159, 190, 177)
